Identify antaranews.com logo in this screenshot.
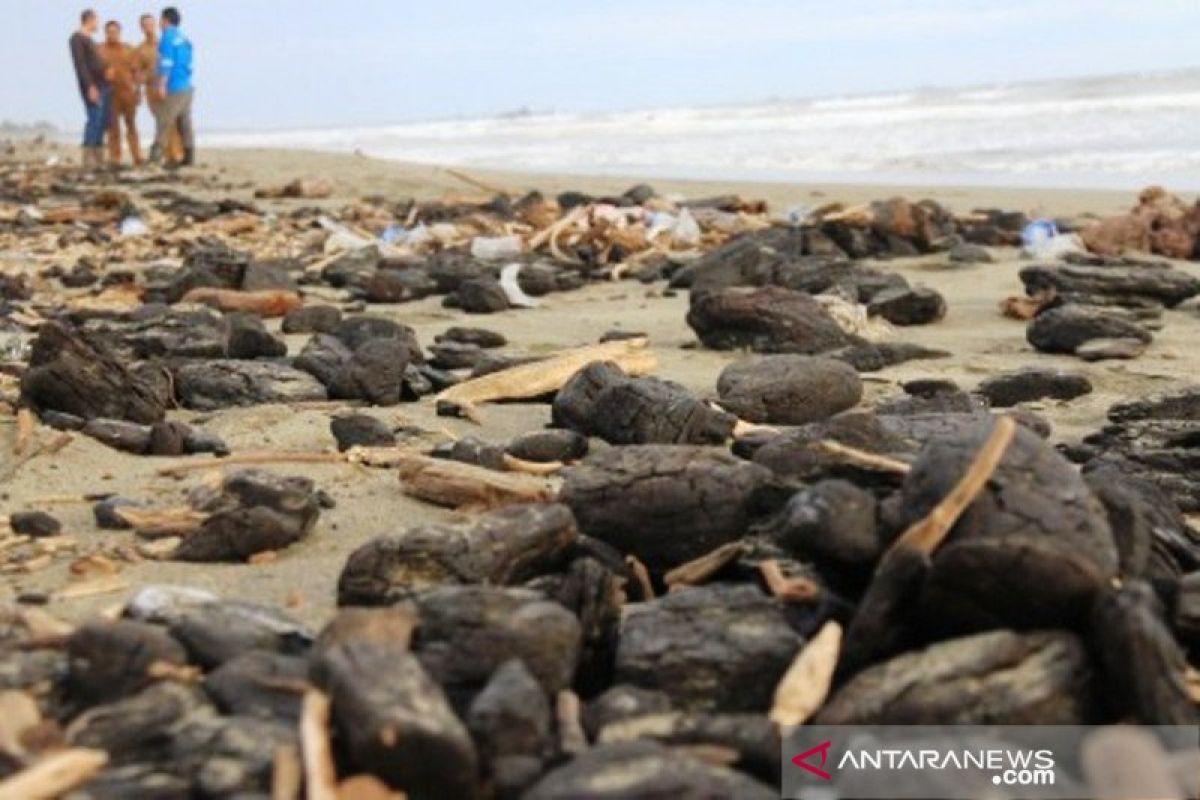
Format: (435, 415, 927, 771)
(782, 725, 1200, 800)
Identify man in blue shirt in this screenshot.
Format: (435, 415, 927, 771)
(149, 6, 194, 167)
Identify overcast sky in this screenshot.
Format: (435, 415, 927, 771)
(4, 0, 1199, 131)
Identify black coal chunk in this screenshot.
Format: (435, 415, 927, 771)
(205, 651, 308, 721)
(312, 612, 480, 799)
(977, 367, 1093, 407)
(467, 659, 552, 797)
(174, 360, 327, 410)
(867, 285, 947, 325)
(584, 685, 674, 739)
(20, 321, 166, 423)
(1027, 305, 1152, 355)
(330, 413, 396, 451)
(818, 630, 1092, 724)
(686, 286, 856, 354)
(614, 583, 802, 713)
(553, 362, 736, 445)
(281, 303, 342, 334)
(1020, 261, 1200, 308)
(338, 504, 578, 604)
(436, 326, 507, 348)
(9, 510, 62, 538)
(506, 429, 589, 463)
(329, 338, 412, 406)
(411, 585, 581, 706)
(457, 277, 511, 313)
(66, 682, 208, 765)
(760, 479, 881, 567)
(717, 355, 863, 424)
(524, 741, 777, 800)
(332, 314, 423, 362)
(223, 312, 286, 359)
(175, 469, 322, 562)
(364, 266, 437, 303)
(165, 599, 311, 668)
(1089, 581, 1197, 724)
(828, 341, 951, 372)
(168, 713, 295, 797)
(68, 620, 189, 703)
(560, 445, 774, 572)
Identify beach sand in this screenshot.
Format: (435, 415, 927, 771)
(2, 145, 1194, 626)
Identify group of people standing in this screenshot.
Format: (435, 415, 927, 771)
(69, 7, 194, 169)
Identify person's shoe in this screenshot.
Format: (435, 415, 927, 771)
(148, 144, 163, 164)
(79, 147, 91, 169)
(181, 147, 194, 167)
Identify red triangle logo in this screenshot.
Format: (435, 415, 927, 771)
(792, 741, 833, 781)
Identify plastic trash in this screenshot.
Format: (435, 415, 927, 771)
(1021, 218, 1081, 259)
(471, 234, 524, 261)
(779, 204, 813, 226)
(673, 208, 701, 246)
(119, 215, 150, 237)
(499, 263, 539, 308)
(380, 224, 405, 244)
(1021, 219, 1058, 250)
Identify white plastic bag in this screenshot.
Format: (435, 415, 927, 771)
(471, 235, 524, 261)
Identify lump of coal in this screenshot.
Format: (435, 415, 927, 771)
(686, 286, 856, 354)
(977, 367, 1093, 407)
(168, 713, 295, 797)
(818, 630, 1092, 724)
(67, 681, 207, 765)
(1021, 261, 1200, 308)
(1027, 305, 1152, 356)
(338, 503, 578, 604)
(560, 445, 774, 572)
(750, 411, 912, 485)
(553, 362, 735, 445)
(1089, 581, 1196, 724)
(457, 277, 511, 313)
(175, 469, 322, 562)
(330, 413, 396, 451)
(584, 685, 674, 739)
(20, 321, 166, 423)
(429, 340, 483, 370)
(329, 338, 412, 406)
(761, 479, 881, 567)
(411, 585, 581, 704)
(314, 620, 479, 799)
(205, 651, 307, 721)
(175, 360, 327, 410)
(165, 599, 311, 668)
(9, 510, 62, 538)
(281, 303, 342, 334)
(899, 423, 1117, 637)
(436, 326, 507, 348)
(223, 312, 286, 359)
(68, 620, 188, 703)
(467, 659, 551, 796)
(364, 267, 437, 303)
(829, 341, 950, 372)
(507, 429, 589, 463)
(868, 285, 947, 325)
(332, 314, 423, 361)
(716, 355, 862, 424)
(293, 332, 352, 386)
(524, 741, 776, 800)
(614, 583, 802, 712)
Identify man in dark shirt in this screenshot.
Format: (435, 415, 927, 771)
(69, 9, 109, 169)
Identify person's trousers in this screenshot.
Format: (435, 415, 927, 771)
(107, 98, 142, 165)
(82, 86, 111, 147)
(147, 90, 184, 162)
(154, 88, 194, 157)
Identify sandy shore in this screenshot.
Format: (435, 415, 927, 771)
(3, 145, 1194, 625)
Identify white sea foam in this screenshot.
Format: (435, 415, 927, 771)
(207, 70, 1200, 189)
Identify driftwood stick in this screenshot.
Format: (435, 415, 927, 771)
(556, 690, 588, 757)
(759, 560, 821, 603)
(663, 542, 743, 589)
(816, 440, 911, 475)
(436, 337, 657, 421)
(625, 555, 655, 600)
(300, 688, 339, 800)
(501, 454, 565, 476)
(13, 407, 34, 457)
(893, 415, 1016, 556)
(0, 747, 108, 800)
(770, 621, 843, 727)
(271, 744, 303, 800)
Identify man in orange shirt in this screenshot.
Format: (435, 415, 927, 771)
(98, 20, 142, 165)
(134, 13, 182, 163)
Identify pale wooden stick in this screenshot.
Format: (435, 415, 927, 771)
(272, 744, 303, 800)
(663, 542, 743, 589)
(0, 748, 108, 800)
(759, 560, 821, 603)
(816, 440, 911, 475)
(13, 407, 34, 456)
(625, 555, 655, 600)
(893, 416, 1016, 555)
(300, 689, 339, 800)
(501, 453, 565, 476)
(770, 621, 842, 727)
(556, 691, 588, 756)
